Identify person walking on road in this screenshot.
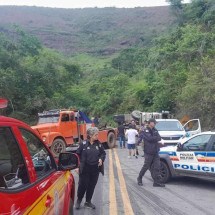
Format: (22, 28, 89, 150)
(137, 118, 165, 187)
(137, 121, 148, 157)
(131, 120, 139, 156)
(75, 127, 106, 210)
(125, 124, 139, 158)
(117, 122, 126, 148)
(131, 120, 137, 129)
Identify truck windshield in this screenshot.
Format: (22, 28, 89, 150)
(38, 116, 59, 124)
(156, 121, 184, 131)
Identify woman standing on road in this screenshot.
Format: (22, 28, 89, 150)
(75, 127, 106, 210)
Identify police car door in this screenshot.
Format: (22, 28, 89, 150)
(205, 137, 215, 180)
(183, 119, 201, 136)
(175, 134, 213, 178)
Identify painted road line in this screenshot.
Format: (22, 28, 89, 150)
(109, 149, 118, 215)
(113, 148, 134, 215)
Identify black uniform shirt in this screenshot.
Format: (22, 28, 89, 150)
(77, 140, 106, 166)
(142, 127, 161, 155)
(117, 124, 125, 136)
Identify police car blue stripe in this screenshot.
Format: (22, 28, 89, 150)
(194, 152, 207, 156)
(159, 151, 176, 156)
(159, 151, 168, 154)
(205, 152, 215, 157)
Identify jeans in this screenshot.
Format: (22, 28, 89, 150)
(119, 135, 125, 148)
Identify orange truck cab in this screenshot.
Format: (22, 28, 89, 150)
(32, 109, 116, 156)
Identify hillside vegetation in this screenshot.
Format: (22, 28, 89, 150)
(0, 6, 174, 55)
(0, 0, 215, 129)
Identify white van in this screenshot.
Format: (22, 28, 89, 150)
(156, 119, 201, 145)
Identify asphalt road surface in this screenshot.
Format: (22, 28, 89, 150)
(72, 146, 215, 215)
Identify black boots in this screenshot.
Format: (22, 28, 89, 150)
(75, 199, 81, 209)
(76, 199, 96, 209)
(137, 177, 143, 186)
(84, 201, 96, 209)
(153, 182, 165, 187)
(137, 177, 165, 187)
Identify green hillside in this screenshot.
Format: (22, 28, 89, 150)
(0, 1, 215, 129)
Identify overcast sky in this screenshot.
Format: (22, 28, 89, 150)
(0, 0, 191, 8)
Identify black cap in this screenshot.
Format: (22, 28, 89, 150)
(148, 118, 157, 123)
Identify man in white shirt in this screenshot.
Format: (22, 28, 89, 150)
(125, 124, 139, 158)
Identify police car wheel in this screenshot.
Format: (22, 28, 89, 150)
(159, 161, 170, 183)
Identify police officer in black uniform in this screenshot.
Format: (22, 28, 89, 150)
(75, 127, 106, 210)
(137, 118, 165, 187)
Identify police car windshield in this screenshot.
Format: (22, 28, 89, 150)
(155, 121, 184, 131)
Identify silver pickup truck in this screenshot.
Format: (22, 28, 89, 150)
(156, 119, 201, 146)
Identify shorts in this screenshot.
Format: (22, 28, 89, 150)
(127, 144, 135, 149)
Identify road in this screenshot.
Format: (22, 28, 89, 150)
(72, 147, 215, 215)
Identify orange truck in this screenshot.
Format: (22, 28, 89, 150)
(32, 109, 116, 156)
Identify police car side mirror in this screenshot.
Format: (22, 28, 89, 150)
(58, 152, 79, 171)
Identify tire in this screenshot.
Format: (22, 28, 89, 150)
(150, 160, 171, 183)
(51, 138, 66, 157)
(107, 132, 116, 149)
(159, 161, 171, 183)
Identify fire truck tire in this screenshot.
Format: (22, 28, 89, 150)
(107, 132, 116, 148)
(51, 138, 66, 157)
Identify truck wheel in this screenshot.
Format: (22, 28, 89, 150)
(159, 161, 171, 183)
(107, 132, 116, 148)
(51, 138, 66, 157)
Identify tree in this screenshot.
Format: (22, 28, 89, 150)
(177, 58, 215, 129)
(166, 0, 184, 24)
(184, 0, 215, 26)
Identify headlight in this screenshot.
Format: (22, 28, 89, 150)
(42, 137, 46, 142)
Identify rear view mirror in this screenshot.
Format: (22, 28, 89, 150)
(58, 152, 79, 170)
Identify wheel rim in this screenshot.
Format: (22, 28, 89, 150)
(53, 141, 64, 154)
(160, 163, 167, 179)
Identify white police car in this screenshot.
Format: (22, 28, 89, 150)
(158, 132, 215, 183)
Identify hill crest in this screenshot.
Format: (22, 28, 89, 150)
(0, 6, 174, 55)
